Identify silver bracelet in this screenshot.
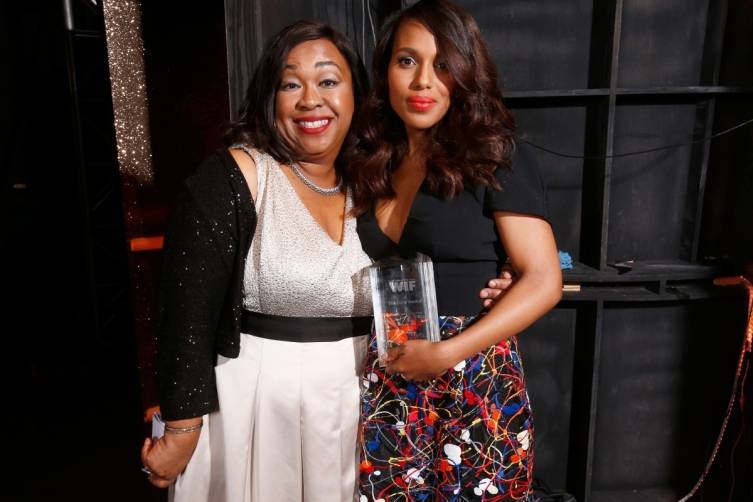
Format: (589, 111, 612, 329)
(164, 421, 203, 434)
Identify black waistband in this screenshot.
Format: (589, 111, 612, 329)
(241, 310, 373, 343)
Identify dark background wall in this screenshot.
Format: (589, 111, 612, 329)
(452, 1, 752, 500)
(7, 1, 144, 501)
(13, 1, 752, 501)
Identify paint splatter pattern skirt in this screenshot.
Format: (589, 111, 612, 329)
(358, 315, 534, 501)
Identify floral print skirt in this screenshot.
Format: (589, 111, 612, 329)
(358, 315, 534, 501)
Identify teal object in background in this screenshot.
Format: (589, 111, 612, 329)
(559, 250, 573, 270)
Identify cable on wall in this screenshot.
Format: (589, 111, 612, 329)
(521, 116, 753, 160)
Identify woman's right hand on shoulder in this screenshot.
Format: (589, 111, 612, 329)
(141, 421, 201, 488)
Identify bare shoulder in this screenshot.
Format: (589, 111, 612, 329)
(228, 147, 258, 201)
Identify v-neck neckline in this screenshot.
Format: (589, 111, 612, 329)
(373, 179, 425, 248)
(278, 164, 348, 248)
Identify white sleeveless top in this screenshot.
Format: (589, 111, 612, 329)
(234, 146, 373, 317)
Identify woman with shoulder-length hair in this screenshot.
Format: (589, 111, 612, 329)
(141, 20, 374, 502)
(351, 0, 562, 500)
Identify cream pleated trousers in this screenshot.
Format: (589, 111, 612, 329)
(169, 332, 368, 502)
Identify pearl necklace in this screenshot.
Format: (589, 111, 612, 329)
(290, 162, 342, 196)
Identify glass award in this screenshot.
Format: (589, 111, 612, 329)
(369, 253, 440, 361)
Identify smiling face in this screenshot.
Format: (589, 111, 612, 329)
(387, 21, 455, 135)
(275, 39, 355, 163)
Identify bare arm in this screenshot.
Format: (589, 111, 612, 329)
(442, 212, 561, 361)
(386, 212, 562, 379)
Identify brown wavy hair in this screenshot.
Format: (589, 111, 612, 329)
(350, 0, 516, 215)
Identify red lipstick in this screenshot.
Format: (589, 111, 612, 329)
(407, 96, 436, 111)
(294, 116, 333, 135)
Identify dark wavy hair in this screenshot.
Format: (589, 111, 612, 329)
(350, 0, 516, 215)
(224, 20, 368, 173)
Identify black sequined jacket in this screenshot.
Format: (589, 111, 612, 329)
(156, 149, 256, 421)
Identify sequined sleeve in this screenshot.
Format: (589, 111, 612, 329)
(156, 188, 231, 421)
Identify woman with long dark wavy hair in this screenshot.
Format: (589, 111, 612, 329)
(351, 1, 562, 499)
